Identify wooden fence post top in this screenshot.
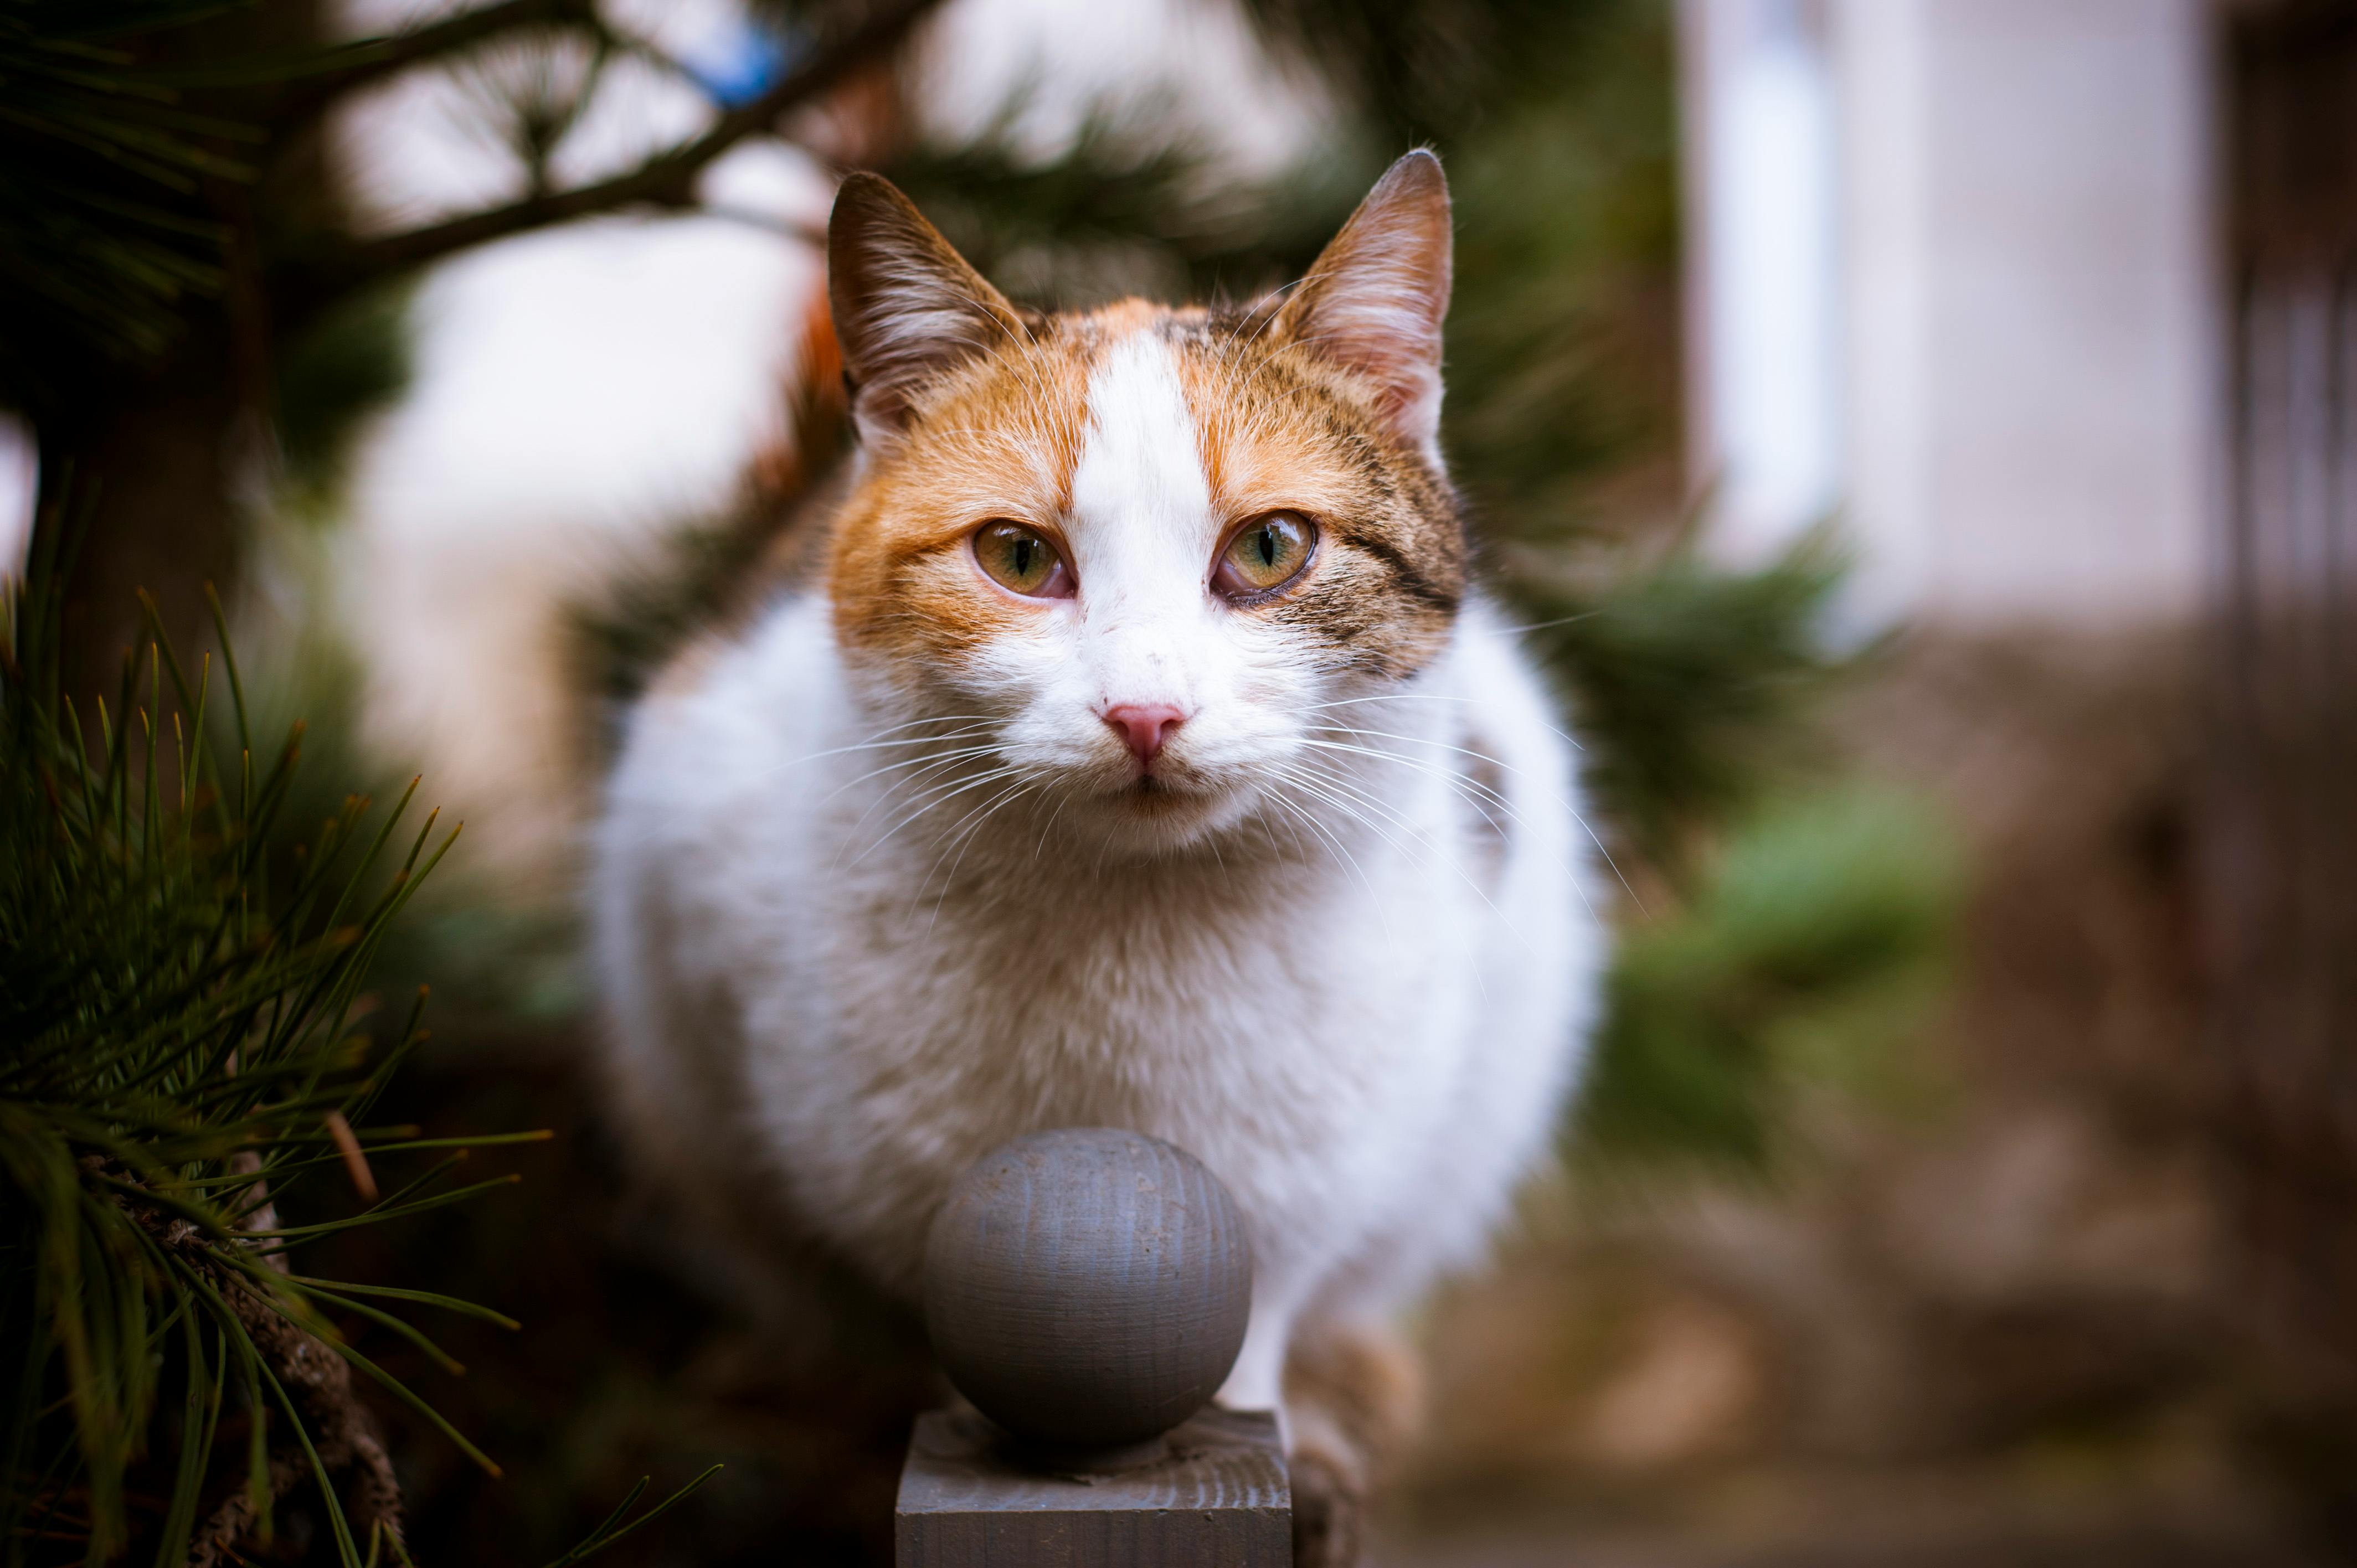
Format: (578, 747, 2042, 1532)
(898, 1127, 1291, 1565)
(896, 1406, 1291, 1566)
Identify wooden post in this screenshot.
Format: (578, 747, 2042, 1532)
(896, 1128, 1291, 1566)
(896, 1405, 1290, 1566)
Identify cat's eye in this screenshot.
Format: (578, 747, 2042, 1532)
(972, 522, 1074, 599)
(1213, 511, 1317, 600)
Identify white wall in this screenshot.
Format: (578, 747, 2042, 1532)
(0, 414, 33, 581)
(1681, 0, 1845, 569)
(1686, 0, 2215, 630)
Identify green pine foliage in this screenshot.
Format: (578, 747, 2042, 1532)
(272, 285, 416, 510)
(1430, 1, 1681, 537)
(0, 0, 256, 410)
(0, 515, 709, 1565)
(0, 517, 467, 1564)
(879, 113, 1361, 310)
(1575, 787, 1963, 1175)
(1522, 535, 1849, 875)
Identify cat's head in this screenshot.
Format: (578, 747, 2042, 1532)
(824, 152, 1464, 858)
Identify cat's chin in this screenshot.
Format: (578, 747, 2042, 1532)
(1068, 776, 1255, 858)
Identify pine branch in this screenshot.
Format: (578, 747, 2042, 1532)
(262, 0, 600, 131)
(6, 489, 718, 1565)
(301, 0, 946, 294)
(4, 499, 460, 1566)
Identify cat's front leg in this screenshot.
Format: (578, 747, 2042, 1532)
(1284, 1317, 1423, 1568)
(1216, 1290, 1300, 1419)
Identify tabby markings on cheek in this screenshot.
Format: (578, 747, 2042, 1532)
(1067, 332, 1216, 587)
(1348, 529, 1460, 615)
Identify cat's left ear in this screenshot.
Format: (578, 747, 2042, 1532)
(1272, 149, 1453, 458)
(828, 172, 1029, 446)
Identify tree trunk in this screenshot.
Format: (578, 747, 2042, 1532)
(42, 0, 331, 704)
(46, 335, 249, 702)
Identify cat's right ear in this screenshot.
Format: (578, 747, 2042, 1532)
(828, 173, 1027, 446)
(1270, 151, 1453, 462)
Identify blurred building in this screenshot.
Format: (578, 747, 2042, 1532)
(0, 414, 32, 580)
(1680, 0, 2213, 630)
(1676, 0, 2357, 1532)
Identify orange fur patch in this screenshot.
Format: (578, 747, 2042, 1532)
(827, 332, 1091, 666)
(825, 299, 1465, 682)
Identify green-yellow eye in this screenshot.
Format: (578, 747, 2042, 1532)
(1214, 511, 1316, 599)
(973, 522, 1073, 599)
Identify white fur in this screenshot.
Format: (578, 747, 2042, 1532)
(592, 329, 1605, 1420)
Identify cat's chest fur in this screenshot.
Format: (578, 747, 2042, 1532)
(610, 599, 1495, 1297)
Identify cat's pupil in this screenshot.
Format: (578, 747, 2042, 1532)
(1254, 529, 1276, 567)
(1013, 538, 1033, 575)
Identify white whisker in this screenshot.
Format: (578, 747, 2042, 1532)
(921, 779, 1037, 931)
(840, 764, 1027, 871)
(1270, 759, 1524, 967)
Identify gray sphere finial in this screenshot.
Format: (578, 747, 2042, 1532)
(922, 1127, 1253, 1450)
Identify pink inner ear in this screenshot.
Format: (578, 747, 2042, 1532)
(1312, 260, 1447, 430)
(1277, 154, 1454, 456)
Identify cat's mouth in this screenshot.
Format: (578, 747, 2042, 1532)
(1123, 775, 1192, 805)
(1056, 760, 1256, 853)
(1106, 771, 1225, 819)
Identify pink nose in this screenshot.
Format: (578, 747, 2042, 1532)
(1103, 703, 1187, 765)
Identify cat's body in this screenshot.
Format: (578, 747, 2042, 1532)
(598, 585, 1590, 1394)
(592, 153, 1604, 1561)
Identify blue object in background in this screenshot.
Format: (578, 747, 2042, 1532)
(684, 17, 796, 107)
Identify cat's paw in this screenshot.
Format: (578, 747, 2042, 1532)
(1289, 1441, 1371, 1568)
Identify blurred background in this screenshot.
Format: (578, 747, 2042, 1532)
(6, 0, 2356, 1562)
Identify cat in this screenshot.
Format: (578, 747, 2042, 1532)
(591, 150, 1605, 1564)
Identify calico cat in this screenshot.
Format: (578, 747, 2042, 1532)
(592, 151, 1604, 1564)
